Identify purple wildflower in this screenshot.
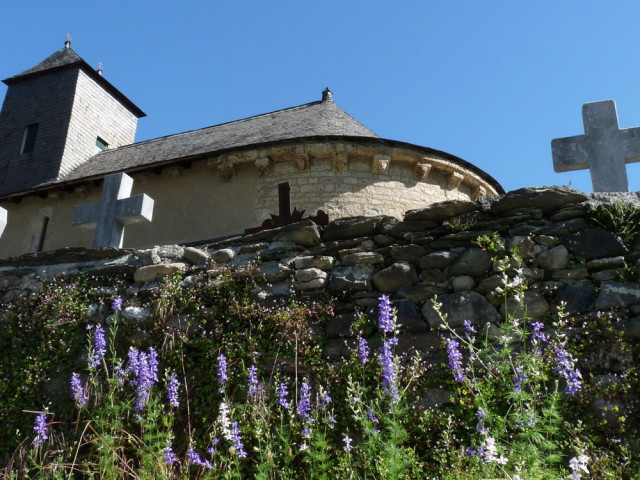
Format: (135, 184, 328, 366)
(531, 321, 548, 355)
(367, 407, 381, 434)
(554, 346, 582, 395)
(207, 437, 220, 454)
(379, 337, 399, 400)
(128, 347, 159, 412)
(446, 338, 466, 383)
(113, 361, 126, 385)
(277, 382, 290, 410)
(217, 353, 228, 394)
(476, 408, 487, 434)
(187, 449, 212, 469)
(71, 372, 87, 408)
(167, 373, 180, 408)
(358, 337, 370, 365)
(463, 320, 477, 342)
(230, 421, 247, 457)
(466, 446, 478, 457)
(513, 367, 528, 393)
(247, 365, 261, 398)
(377, 294, 395, 334)
(301, 426, 311, 439)
(297, 380, 314, 425)
(33, 413, 48, 446)
(111, 296, 123, 311)
(163, 445, 177, 464)
(88, 325, 107, 369)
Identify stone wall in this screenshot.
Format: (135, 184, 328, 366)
(1, 186, 639, 418)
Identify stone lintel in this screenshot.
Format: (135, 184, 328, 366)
(372, 154, 391, 174)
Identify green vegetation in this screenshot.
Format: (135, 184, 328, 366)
(0, 258, 638, 478)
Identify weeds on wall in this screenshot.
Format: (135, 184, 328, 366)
(0, 251, 638, 478)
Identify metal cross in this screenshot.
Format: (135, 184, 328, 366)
(73, 172, 154, 248)
(552, 100, 640, 192)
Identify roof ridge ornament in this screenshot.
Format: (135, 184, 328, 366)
(322, 87, 333, 102)
(65, 33, 71, 49)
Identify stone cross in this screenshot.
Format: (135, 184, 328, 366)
(0, 207, 6, 238)
(552, 100, 640, 192)
(73, 172, 154, 248)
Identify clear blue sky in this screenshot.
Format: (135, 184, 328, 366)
(3, 1, 640, 193)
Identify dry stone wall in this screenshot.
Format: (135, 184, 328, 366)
(2, 186, 640, 418)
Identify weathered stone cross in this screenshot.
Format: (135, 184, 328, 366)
(552, 100, 640, 192)
(0, 207, 6, 238)
(73, 172, 154, 248)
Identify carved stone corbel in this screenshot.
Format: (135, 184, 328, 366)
(294, 154, 309, 172)
(217, 157, 235, 182)
(372, 154, 391, 174)
(332, 152, 349, 172)
(74, 185, 90, 199)
(472, 185, 487, 200)
(413, 160, 432, 180)
(447, 172, 464, 190)
(255, 156, 273, 176)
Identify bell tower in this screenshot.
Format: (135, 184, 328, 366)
(0, 40, 145, 197)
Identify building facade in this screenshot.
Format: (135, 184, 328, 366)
(0, 43, 503, 259)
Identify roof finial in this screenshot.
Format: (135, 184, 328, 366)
(322, 87, 333, 102)
(65, 33, 71, 49)
(97, 62, 103, 76)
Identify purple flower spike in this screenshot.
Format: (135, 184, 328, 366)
(88, 325, 107, 368)
(217, 353, 228, 394)
(231, 421, 247, 457)
(554, 346, 582, 395)
(446, 338, 466, 383)
(297, 380, 314, 425)
(112, 296, 123, 311)
(33, 413, 48, 446)
(513, 366, 528, 393)
(247, 365, 261, 398)
(127, 347, 159, 412)
(358, 337, 370, 365)
(377, 294, 395, 334)
(380, 338, 399, 400)
(71, 372, 87, 408)
(163, 445, 177, 464)
(167, 373, 180, 408)
(277, 382, 290, 410)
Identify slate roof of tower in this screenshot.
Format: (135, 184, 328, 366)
(57, 97, 379, 182)
(3, 46, 145, 117)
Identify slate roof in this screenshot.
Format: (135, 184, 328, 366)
(58, 96, 379, 182)
(3, 45, 145, 117)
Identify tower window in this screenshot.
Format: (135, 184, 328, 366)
(96, 136, 108, 151)
(20, 123, 39, 154)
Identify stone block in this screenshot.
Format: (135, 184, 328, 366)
(329, 266, 373, 293)
(341, 251, 385, 266)
(293, 255, 335, 271)
(184, 247, 209, 265)
(564, 228, 626, 260)
(373, 261, 418, 293)
(596, 281, 640, 310)
(419, 251, 460, 270)
(536, 245, 569, 270)
(447, 248, 492, 278)
(133, 263, 186, 283)
(405, 200, 479, 222)
(422, 291, 499, 329)
(212, 248, 235, 263)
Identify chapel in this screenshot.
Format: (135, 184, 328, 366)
(0, 42, 503, 259)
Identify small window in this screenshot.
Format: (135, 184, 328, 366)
(20, 123, 39, 154)
(96, 136, 108, 151)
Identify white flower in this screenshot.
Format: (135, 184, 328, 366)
(568, 454, 590, 479)
(218, 402, 232, 441)
(481, 436, 508, 465)
(343, 434, 353, 452)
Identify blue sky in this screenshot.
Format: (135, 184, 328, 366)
(3, 1, 640, 193)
